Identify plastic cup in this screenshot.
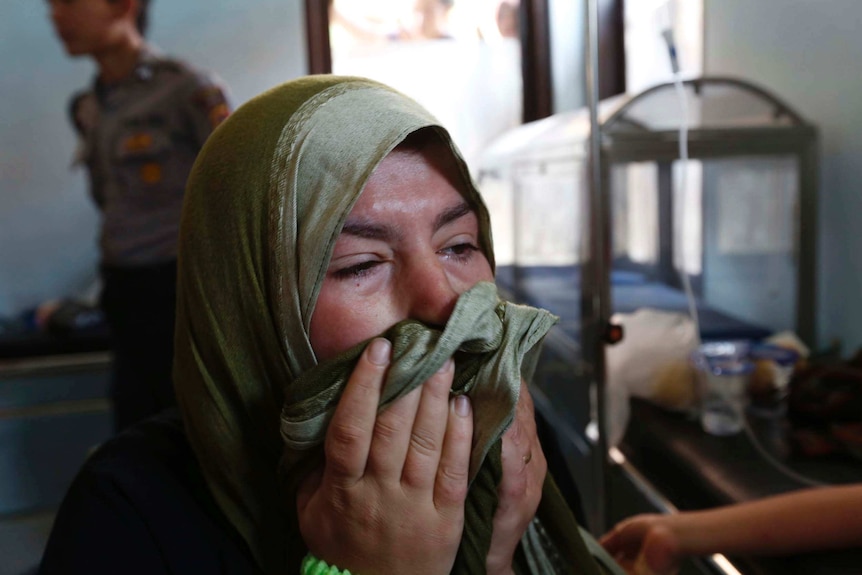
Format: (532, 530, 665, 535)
(693, 342, 753, 436)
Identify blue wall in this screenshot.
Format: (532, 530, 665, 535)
(0, 0, 306, 317)
(704, 0, 862, 351)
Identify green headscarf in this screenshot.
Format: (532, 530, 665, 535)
(174, 76, 610, 574)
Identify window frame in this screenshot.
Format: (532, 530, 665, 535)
(302, 0, 624, 122)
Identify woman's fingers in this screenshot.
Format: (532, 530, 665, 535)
(367, 380, 423, 479)
(324, 337, 391, 487)
(300, 353, 469, 575)
(433, 393, 473, 511)
(402, 358, 457, 490)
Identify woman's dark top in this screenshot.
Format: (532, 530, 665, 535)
(39, 405, 592, 574)
(39, 409, 262, 574)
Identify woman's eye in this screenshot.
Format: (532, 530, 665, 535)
(440, 243, 480, 262)
(332, 260, 381, 280)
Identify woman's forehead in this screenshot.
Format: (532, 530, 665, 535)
(373, 136, 467, 191)
(346, 149, 468, 224)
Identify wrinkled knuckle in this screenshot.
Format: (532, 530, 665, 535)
(373, 418, 401, 443)
(437, 465, 469, 500)
(410, 428, 440, 457)
(324, 452, 354, 479)
(324, 428, 362, 473)
(327, 421, 364, 452)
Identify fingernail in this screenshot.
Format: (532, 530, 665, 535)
(437, 358, 453, 373)
(455, 394, 471, 417)
(368, 338, 391, 365)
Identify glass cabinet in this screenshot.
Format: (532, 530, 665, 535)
(476, 76, 819, 532)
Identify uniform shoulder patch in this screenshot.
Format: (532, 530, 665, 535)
(192, 84, 231, 129)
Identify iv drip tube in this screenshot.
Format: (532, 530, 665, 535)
(662, 26, 826, 490)
(664, 31, 702, 344)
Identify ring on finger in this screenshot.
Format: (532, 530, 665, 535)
(522, 451, 532, 465)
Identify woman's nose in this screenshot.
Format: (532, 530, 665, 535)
(403, 260, 461, 328)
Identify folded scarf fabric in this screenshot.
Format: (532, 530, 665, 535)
(281, 282, 555, 474)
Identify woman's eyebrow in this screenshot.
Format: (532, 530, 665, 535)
(340, 220, 402, 242)
(434, 202, 473, 233)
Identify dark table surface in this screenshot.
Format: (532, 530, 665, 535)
(0, 330, 110, 360)
(620, 397, 862, 575)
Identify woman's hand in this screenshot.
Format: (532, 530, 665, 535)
(600, 514, 682, 575)
(485, 380, 548, 575)
(296, 338, 473, 575)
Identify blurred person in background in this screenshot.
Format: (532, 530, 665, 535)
(47, 0, 231, 431)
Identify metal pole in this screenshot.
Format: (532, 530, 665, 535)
(584, 0, 610, 535)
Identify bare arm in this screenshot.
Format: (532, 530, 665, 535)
(601, 485, 862, 574)
(672, 484, 862, 556)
